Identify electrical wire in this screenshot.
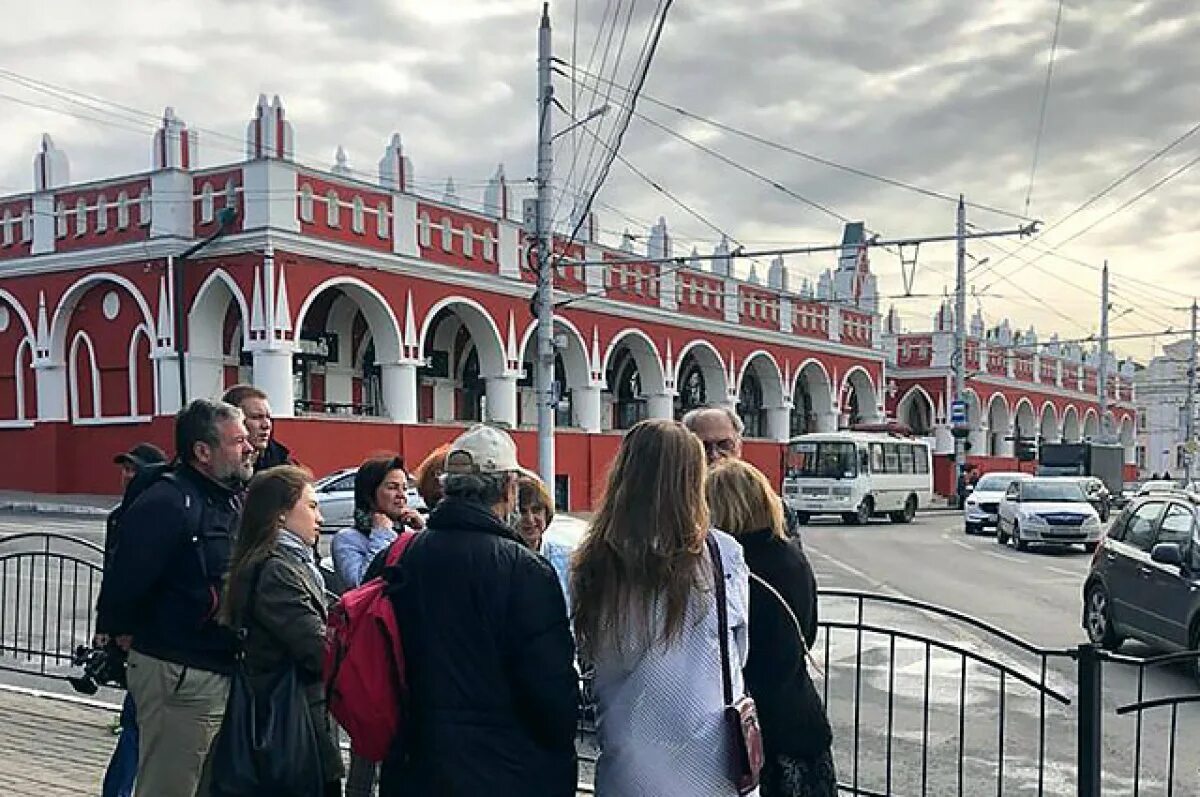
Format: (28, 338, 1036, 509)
(1023, 0, 1065, 218)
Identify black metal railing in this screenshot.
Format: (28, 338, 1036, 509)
(0, 532, 104, 680)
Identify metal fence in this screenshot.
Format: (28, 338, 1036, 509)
(0, 532, 1195, 796)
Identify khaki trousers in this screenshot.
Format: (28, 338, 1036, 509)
(126, 649, 230, 797)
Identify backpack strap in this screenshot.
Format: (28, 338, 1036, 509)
(384, 530, 418, 568)
(160, 470, 212, 580)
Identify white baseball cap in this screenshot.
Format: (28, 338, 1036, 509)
(445, 424, 522, 475)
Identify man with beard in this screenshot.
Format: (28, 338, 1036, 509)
(101, 399, 256, 797)
(222, 384, 294, 472)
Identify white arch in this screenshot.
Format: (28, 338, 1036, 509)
(1118, 414, 1135, 445)
(736, 349, 785, 408)
(1082, 408, 1100, 440)
(191, 268, 251, 354)
(296, 276, 404, 366)
(1062, 404, 1081, 442)
(416, 296, 505, 377)
(791, 357, 832, 401)
(839, 365, 877, 403)
(0, 289, 35, 344)
(839, 365, 879, 423)
(600, 327, 666, 393)
(675, 339, 729, 398)
(896, 385, 936, 432)
(13, 338, 32, 421)
(68, 329, 101, 420)
(49, 272, 155, 366)
(1012, 397, 1037, 437)
(517, 315, 591, 388)
(1039, 400, 1059, 440)
(127, 324, 153, 417)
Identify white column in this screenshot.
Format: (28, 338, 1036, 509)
(814, 409, 838, 433)
(573, 384, 603, 433)
(155, 350, 182, 414)
(431, 378, 456, 422)
(969, 423, 987, 457)
(484, 374, 518, 427)
(933, 423, 954, 455)
(33, 361, 68, 421)
(251, 345, 296, 418)
(765, 405, 792, 443)
(323, 365, 355, 407)
(519, 386, 537, 427)
(380, 361, 418, 423)
(186, 353, 225, 403)
(996, 424, 1015, 458)
(647, 391, 675, 420)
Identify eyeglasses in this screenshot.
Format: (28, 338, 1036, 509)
(702, 438, 739, 456)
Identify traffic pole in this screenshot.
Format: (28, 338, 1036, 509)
(953, 195, 967, 501)
(1098, 261, 1110, 443)
(534, 3, 556, 490)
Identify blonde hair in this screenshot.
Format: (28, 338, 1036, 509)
(705, 459, 785, 539)
(571, 420, 709, 659)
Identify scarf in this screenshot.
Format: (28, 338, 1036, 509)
(277, 529, 324, 590)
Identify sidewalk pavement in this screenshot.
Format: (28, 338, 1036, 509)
(0, 686, 119, 796)
(0, 491, 115, 517)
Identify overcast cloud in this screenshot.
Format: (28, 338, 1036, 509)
(1, 0, 1197, 360)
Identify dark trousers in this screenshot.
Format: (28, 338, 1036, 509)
(102, 692, 139, 797)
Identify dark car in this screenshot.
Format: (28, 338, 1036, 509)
(1082, 495, 1200, 684)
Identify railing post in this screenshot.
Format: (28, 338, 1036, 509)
(1077, 643, 1103, 797)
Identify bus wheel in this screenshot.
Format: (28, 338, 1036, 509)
(795, 512, 810, 525)
(890, 495, 917, 524)
(850, 497, 873, 525)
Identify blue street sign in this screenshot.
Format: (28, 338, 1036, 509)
(950, 399, 967, 425)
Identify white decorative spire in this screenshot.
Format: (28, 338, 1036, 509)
(35, 291, 50, 358)
(249, 266, 266, 336)
(590, 326, 602, 381)
(157, 275, 172, 347)
(245, 94, 294, 160)
(647, 217, 671, 259)
(443, 177, 459, 205)
(153, 107, 197, 170)
(664, 338, 675, 389)
(506, 311, 519, 368)
(483, 164, 511, 219)
(403, 291, 418, 356)
(712, 236, 731, 277)
(331, 146, 351, 177)
(273, 258, 291, 337)
(34, 134, 69, 191)
(378, 133, 412, 192)
(768, 255, 785, 290)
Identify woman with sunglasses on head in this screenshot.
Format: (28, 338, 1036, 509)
(572, 419, 751, 796)
(706, 459, 835, 797)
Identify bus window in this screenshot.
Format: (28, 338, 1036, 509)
(883, 444, 900, 473)
(914, 446, 930, 473)
(870, 443, 885, 474)
(900, 445, 915, 473)
(786, 441, 858, 479)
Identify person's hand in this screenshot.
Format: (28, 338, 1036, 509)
(114, 635, 133, 652)
(370, 511, 395, 531)
(92, 633, 109, 648)
(398, 507, 426, 531)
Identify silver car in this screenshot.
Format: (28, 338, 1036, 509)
(996, 477, 1103, 552)
(314, 467, 427, 531)
(963, 472, 1030, 535)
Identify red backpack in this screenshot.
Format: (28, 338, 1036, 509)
(323, 531, 417, 762)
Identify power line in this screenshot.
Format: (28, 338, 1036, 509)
(1023, 0, 1065, 218)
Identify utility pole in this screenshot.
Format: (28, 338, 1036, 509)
(1186, 298, 1198, 481)
(1098, 260, 1110, 443)
(952, 195, 968, 501)
(534, 3, 556, 490)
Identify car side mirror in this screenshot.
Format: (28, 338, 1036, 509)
(1151, 542, 1183, 567)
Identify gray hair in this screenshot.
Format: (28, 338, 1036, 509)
(175, 399, 244, 465)
(442, 470, 514, 508)
(680, 406, 745, 436)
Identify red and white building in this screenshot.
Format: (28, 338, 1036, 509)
(0, 95, 1135, 505)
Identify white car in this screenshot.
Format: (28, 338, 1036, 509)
(1138, 480, 1182, 496)
(963, 472, 1030, 535)
(996, 477, 1102, 553)
(313, 467, 427, 531)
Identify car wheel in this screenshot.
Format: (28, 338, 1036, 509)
(996, 523, 1008, 545)
(1083, 542, 1099, 554)
(854, 497, 874, 525)
(901, 495, 917, 523)
(795, 512, 810, 525)
(1084, 584, 1122, 651)
(964, 522, 977, 536)
(1013, 522, 1028, 552)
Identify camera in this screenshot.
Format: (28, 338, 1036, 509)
(67, 642, 127, 695)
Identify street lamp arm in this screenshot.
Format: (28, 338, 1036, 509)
(173, 206, 238, 407)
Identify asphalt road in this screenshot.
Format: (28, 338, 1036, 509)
(1, 510, 1196, 795)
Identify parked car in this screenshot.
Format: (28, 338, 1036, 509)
(1114, 482, 1141, 510)
(1139, 480, 1183, 496)
(962, 471, 1030, 535)
(1082, 494, 1200, 684)
(1075, 476, 1112, 521)
(996, 477, 1103, 552)
(313, 466, 428, 531)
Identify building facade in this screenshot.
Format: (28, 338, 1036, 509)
(0, 95, 1135, 505)
(1134, 339, 1196, 478)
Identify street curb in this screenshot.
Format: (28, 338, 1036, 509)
(0, 501, 110, 518)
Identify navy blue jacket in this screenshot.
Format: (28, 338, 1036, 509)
(99, 464, 241, 674)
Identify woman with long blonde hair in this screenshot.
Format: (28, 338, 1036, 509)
(572, 419, 751, 796)
(707, 459, 834, 797)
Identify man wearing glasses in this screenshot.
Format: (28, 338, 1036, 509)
(682, 406, 804, 541)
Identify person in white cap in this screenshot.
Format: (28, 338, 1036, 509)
(378, 424, 579, 797)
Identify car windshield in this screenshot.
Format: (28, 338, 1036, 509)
(976, 474, 1020, 491)
(1022, 482, 1087, 502)
(786, 441, 858, 479)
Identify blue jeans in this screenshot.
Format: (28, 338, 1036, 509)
(102, 692, 138, 797)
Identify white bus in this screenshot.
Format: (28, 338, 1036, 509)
(781, 431, 933, 525)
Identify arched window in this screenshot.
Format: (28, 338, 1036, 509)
(418, 212, 431, 247)
(224, 179, 237, 212)
(20, 209, 32, 242)
(351, 197, 364, 234)
(738, 372, 764, 438)
(200, 183, 215, 223)
(482, 229, 496, 262)
(298, 184, 314, 222)
(95, 194, 108, 233)
(116, 191, 130, 229)
(376, 202, 389, 237)
(1, 210, 11, 246)
(55, 202, 67, 238)
(462, 224, 474, 258)
(75, 198, 87, 236)
(326, 190, 340, 227)
(440, 217, 453, 252)
(138, 188, 152, 226)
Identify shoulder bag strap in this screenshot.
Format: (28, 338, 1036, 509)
(705, 534, 733, 707)
(748, 571, 823, 679)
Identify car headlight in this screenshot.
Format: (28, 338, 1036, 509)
(1022, 513, 1045, 526)
(1084, 516, 1101, 527)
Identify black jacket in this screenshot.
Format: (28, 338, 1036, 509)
(255, 438, 294, 472)
(99, 464, 241, 674)
(740, 529, 833, 759)
(379, 497, 579, 797)
(98, 464, 171, 633)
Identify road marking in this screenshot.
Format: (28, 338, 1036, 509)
(1044, 565, 1081, 578)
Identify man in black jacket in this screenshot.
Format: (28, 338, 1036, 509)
(381, 424, 579, 797)
(101, 399, 255, 797)
(222, 384, 295, 472)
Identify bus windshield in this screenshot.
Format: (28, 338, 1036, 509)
(786, 441, 858, 479)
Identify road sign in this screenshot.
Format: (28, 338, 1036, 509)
(951, 399, 968, 426)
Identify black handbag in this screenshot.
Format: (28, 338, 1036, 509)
(211, 561, 326, 797)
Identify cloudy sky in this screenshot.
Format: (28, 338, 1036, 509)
(1, 0, 1197, 361)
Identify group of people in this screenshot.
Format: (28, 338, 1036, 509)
(94, 383, 835, 797)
